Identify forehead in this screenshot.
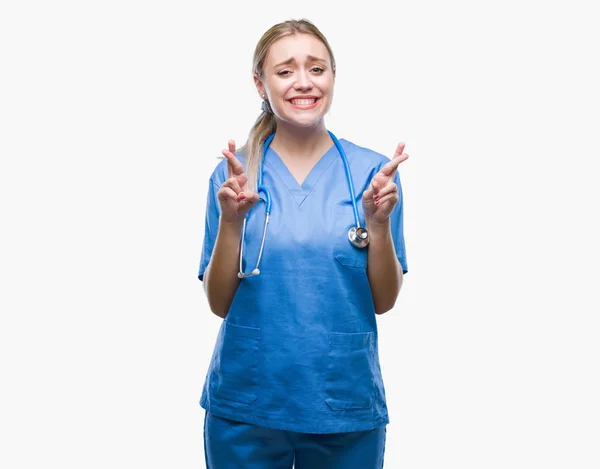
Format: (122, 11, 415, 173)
(265, 34, 330, 67)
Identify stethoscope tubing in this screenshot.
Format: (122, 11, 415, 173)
(238, 130, 366, 278)
(328, 130, 362, 229)
(258, 131, 360, 227)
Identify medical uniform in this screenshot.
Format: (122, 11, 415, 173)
(197, 137, 408, 439)
(204, 411, 386, 469)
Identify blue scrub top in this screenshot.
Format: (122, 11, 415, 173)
(197, 138, 408, 434)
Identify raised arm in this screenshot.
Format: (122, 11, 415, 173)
(203, 140, 260, 318)
(362, 142, 409, 315)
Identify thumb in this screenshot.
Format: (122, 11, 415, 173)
(239, 191, 260, 210)
(363, 184, 374, 201)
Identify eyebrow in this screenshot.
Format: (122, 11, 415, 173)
(273, 55, 328, 68)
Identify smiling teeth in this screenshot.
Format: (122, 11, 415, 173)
(291, 99, 316, 105)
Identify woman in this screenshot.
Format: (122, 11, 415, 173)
(198, 18, 409, 469)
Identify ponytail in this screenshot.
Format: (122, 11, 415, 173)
(238, 109, 277, 194)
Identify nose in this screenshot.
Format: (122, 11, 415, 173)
(293, 68, 313, 91)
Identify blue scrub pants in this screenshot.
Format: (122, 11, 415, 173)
(203, 411, 386, 469)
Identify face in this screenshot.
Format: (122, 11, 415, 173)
(255, 33, 335, 128)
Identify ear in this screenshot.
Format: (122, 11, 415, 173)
(254, 74, 265, 98)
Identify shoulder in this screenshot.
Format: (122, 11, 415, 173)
(339, 138, 391, 171)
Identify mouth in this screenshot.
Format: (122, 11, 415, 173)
(288, 97, 320, 109)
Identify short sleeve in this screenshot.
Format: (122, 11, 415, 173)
(389, 170, 408, 274)
(198, 177, 222, 281)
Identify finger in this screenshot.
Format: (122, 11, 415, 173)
(374, 192, 399, 207)
(239, 191, 260, 207)
(370, 174, 388, 194)
(222, 148, 245, 178)
(222, 148, 245, 175)
(396, 152, 409, 164)
(223, 149, 234, 179)
(393, 142, 406, 159)
(225, 139, 235, 178)
(217, 186, 238, 202)
(379, 153, 408, 179)
(222, 177, 242, 195)
(235, 184, 261, 203)
(235, 190, 253, 202)
(373, 182, 397, 200)
(228, 140, 237, 170)
(235, 172, 248, 190)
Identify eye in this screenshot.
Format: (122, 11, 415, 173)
(277, 67, 325, 77)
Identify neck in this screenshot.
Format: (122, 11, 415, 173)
(270, 120, 332, 159)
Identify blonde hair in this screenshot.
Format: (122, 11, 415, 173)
(238, 19, 337, 193)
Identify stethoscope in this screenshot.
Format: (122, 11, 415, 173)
(238, 130, 369, 279)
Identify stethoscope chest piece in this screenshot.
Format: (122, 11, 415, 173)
(348, 226, 369, 248)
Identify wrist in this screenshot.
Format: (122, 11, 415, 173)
(366, 217, 391, 236)
(219, 214, 244, 232)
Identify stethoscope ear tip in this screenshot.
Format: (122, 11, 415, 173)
(238, 269, 261, 279)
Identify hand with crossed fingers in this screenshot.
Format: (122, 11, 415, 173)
(362, 142, 409, 224)
(218, 139, 409, 225)
(218, 140, 260, 223)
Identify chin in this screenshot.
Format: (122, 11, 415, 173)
(293, 120, 321, 128)
(281, 114, 325, 128)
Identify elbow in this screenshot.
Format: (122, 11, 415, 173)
(375, 300, 396, 315)
(202, 269, 229, 319)
(374, 275, 403, 315)
(374, 291, 398, 314)
(209, 299, 228, 319)
(210, 307, 228, 319)
(205, 287, 229, 319)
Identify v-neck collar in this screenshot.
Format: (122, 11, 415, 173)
(264, 140, 342, 206)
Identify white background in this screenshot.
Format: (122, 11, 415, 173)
(1, 0, 599, 467)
